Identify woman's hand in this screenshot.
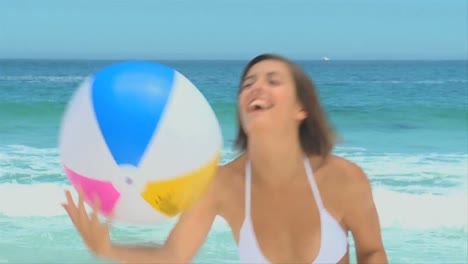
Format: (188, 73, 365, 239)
(62, 188, 113, 258)
(61, 165, 223, 264)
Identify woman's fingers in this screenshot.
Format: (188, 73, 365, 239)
(63, 190, 76, 213)
(63, 190, 80, 226)
(91, 192, 101, 224)
(102, 209, 116, 233)
(63, 187, 110, 230)
(77, 187, 90, 221)
(77, 187, 86, 214)
(62, 188, 112, 255)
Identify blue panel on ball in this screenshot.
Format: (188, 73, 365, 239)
(91, 61, 175, 166)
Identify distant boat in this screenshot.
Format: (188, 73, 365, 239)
(322, 56, 330, 61)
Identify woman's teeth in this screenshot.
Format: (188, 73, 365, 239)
(249, 100, 270, 111)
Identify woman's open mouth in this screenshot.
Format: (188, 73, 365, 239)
(248, 99, 273, 112)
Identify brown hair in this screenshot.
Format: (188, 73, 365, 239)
(234, 53, 338, 157)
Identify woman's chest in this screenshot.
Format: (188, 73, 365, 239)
(222, 183, 323, 250)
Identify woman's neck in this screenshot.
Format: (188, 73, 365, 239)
(246, 131, 306, 186)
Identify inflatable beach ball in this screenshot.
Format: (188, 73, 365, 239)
(58, 61, 223, 224)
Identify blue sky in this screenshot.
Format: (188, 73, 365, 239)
(0, 0, 466, 60)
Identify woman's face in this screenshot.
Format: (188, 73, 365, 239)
(238, 59, 306, 136)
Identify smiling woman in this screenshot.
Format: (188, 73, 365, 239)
(62, 53, 388, 264)
(235, 54, 336, 158)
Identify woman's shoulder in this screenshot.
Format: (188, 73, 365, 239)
(321, 154, 370, 186)
(313, 155, 373, 207)
(208, 154, 247, 198)
(322, 154, 375, 211)
(216, 154, 247, 188)
(206, 154, 247, 216)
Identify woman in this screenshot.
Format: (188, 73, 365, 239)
(63, 53, 388, 264)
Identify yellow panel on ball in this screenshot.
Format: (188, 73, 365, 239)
(141, 153, 220, 217)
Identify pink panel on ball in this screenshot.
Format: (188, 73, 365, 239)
(64, 165, 120, 216)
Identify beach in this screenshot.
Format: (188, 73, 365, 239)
(0, 59, 467, 263)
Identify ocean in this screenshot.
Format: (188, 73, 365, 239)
(0, 59, 467, 263)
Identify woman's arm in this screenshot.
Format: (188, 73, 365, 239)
(343, 165, 388, 264)
(108, 181, 220, 263)
(64, 167, 224, 264)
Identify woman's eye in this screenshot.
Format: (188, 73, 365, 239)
(242, 82, 252, 89)
(269, 79, 280, 86)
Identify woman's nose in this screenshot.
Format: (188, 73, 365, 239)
(250, 79, 265, 92)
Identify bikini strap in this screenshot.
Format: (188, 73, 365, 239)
(303, 155, 325, 210)
(244, 160, 252, 217)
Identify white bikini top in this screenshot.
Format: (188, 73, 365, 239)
(238, 155, 348, 263)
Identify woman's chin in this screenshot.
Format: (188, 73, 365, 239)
(244, 121, 274, 135)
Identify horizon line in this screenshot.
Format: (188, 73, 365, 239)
(1, 57, 467, 62)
